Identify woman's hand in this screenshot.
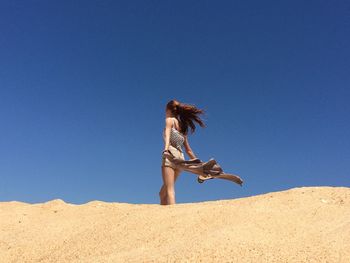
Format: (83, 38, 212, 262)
(162, 149, 174, 157)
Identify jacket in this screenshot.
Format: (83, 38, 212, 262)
(162, 151, 243, 186)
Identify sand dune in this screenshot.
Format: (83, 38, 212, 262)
(1, 186, 349, 262)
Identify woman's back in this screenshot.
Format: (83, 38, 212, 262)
(163, 118, 185, 151)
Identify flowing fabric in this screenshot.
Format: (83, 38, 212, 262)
(162, 151, 243, 186)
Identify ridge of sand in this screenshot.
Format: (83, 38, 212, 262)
(1, 186, 349, 262)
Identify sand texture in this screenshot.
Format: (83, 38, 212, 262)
(1, 186, 350, 263)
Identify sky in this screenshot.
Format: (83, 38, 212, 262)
(0, 1, 349, 204)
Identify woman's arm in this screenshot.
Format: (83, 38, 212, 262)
(183, 134, 197, 159)
(163, 117, 173, 152)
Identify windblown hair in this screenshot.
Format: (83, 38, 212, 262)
(166, 99, 206, 135)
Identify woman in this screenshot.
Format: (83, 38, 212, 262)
(160, 99, 206, 205)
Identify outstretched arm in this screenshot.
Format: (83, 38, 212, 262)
(183, 135, 197, 159)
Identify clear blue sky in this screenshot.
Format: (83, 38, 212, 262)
(1, 1, 349, 204)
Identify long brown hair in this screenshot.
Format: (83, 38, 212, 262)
(166, 99, 206, 135)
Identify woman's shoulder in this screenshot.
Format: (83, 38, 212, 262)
(164, 117, 175, 128)
(164, 117, 177, 124)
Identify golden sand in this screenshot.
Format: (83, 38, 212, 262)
(1, 186, 349, 262)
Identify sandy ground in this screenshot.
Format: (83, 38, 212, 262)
(1, 186, 349, 263)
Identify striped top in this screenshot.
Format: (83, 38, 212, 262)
(163, 118, 185, 152)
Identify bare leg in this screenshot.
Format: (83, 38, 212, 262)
(159, 168, 182, 205)
(174, 168, 181, 183)
(159, 184, 167, 205)
(162, 166, 176, 205)
(160, 166, 182, 205)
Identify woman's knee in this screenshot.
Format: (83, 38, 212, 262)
(159, 185, 165, 194)
(159, 189, 166, 197)
(166, 187, 175, 197)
